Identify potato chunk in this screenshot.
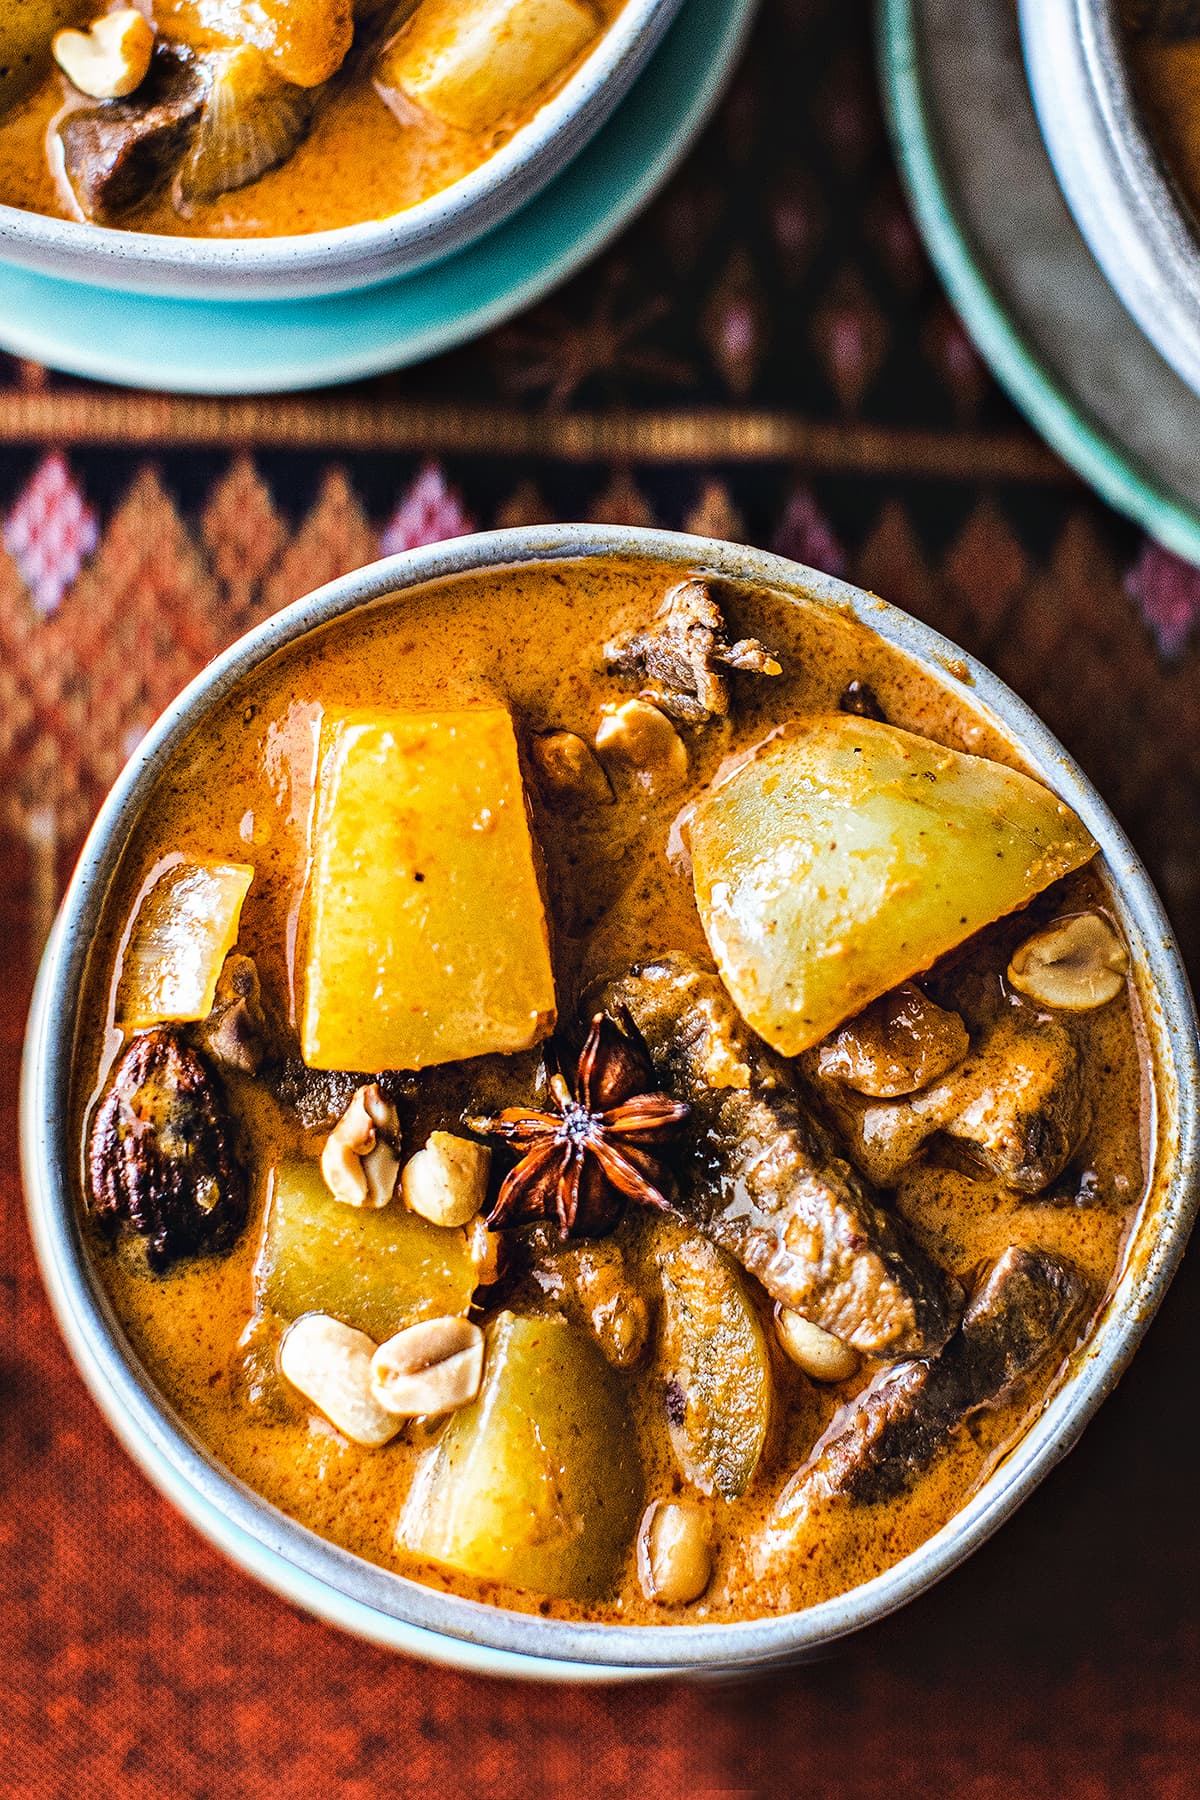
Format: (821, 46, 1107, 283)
(399, 1312, 640, 1600)
(657, 1227, 772, 1499)
(377, 0, 597, 135)
(257, 1160, 477, 1340)
(116, 859, 254, 1031)
(160, 0, 353, 88)
(690, 716, 1098, 1057)
(301, 707, 556, 1072)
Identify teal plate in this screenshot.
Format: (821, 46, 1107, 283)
(880, 0, 1200, 564)
(0, 0, 754, 395)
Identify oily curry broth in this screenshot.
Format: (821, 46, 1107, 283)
(74, 557, 1148, 1624)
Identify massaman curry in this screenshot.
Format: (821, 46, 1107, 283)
(75, 556, 1151, 1625)
(0, 0, 621, 234)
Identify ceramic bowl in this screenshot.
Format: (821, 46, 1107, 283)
(1020, 0, 1200, 397)
(0, 0, 684, 302)
(20, 525, 1200, 1679)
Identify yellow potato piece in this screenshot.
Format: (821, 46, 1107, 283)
(116, 859, 254, 1030)
(690, 715, 1098, 1057)
(301, 707, 556, 1071)
(378, 0, 597, 135)
(399, 1312, 641, 1600)
(158, 0, 353, 87)
(257, 1160, 476, 1340)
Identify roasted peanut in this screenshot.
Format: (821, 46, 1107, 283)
(637, 1500, 712, 1605)
(402, 1131, 490, 1228)
(595, 698, 688, 793)
(279, 1313, 400, 1447)
(370, 1316, 484, 1417)
(320, 1083, 401, 1208)
(54, 9, 154, 99)
(530, 730, 614, 806)
(774, 1307, 860, 1383)
(1008, 913, 1129, 1011)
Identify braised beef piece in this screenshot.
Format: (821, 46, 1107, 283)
(806, 1007, 1090, 1194)
(599, 956, 962, 1358)
(266, 1058, 414, 1132)
(771, 1246, 1090, 1514)
(602, 578, 780, 724)
(58, 44, 207, 221)
(88, 1027, 246, 1272)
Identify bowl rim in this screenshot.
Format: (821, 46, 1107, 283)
(1020, 0, 1200, 395)
(0, 0, 680, 283)
(20, 523, 1200, 1673)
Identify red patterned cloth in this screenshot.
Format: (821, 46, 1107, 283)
(3, 1, 1199, 1792)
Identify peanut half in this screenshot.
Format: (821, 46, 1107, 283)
(371, 1316, 485, 1418)
(320, 1083, 401, 1208)
(279, 1314, 400, 1447)
(774, 1307, 860, 1383)
(637, 1500, 712, 1606)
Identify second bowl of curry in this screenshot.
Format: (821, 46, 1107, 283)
(21, 526, 1199, 1675)
(0, 0, 686, 298)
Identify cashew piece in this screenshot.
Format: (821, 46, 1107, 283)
(320, 1083, 401, 1208)
(370, 1316, 484, 1417)
(774, 1307, 860, 1383)
(54, 10, 155, 100)
(402, 1131, 490, 1228)
(594, 698, 688, 793)
(1008, 912, 1129, 1011)
(279, 1314, 400, 1447)
(637, 1500, 712, 1605)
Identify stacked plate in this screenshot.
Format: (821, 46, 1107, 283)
(881, 0, 1200, 563)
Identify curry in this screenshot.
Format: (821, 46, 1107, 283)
(0, 0, 622, 235)
(74, 556, 1149, 1625)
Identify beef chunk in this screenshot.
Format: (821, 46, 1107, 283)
(602, 578, 780, 724)
(88, 1027, 246, 1273)
(806, 1006, 1090, 1193)
(815, 983, 969, 1099)
(197, 953, 268, 1076)
(600, 956, 962, 1358)
(266, 1058, 414, 1132)
(769, 1246, 1091, 1517)
(58, 44, 207, 220)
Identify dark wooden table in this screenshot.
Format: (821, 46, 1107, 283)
(3, 1, 1198, 1792)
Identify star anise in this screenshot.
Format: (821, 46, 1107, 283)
(468, 1010, 690, 1239)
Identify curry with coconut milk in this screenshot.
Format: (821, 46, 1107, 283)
(75, 556, 1149, 1624)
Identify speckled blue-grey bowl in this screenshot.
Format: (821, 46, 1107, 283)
(20, 527, 1200, 1677)
(0, 0, 684, 302)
